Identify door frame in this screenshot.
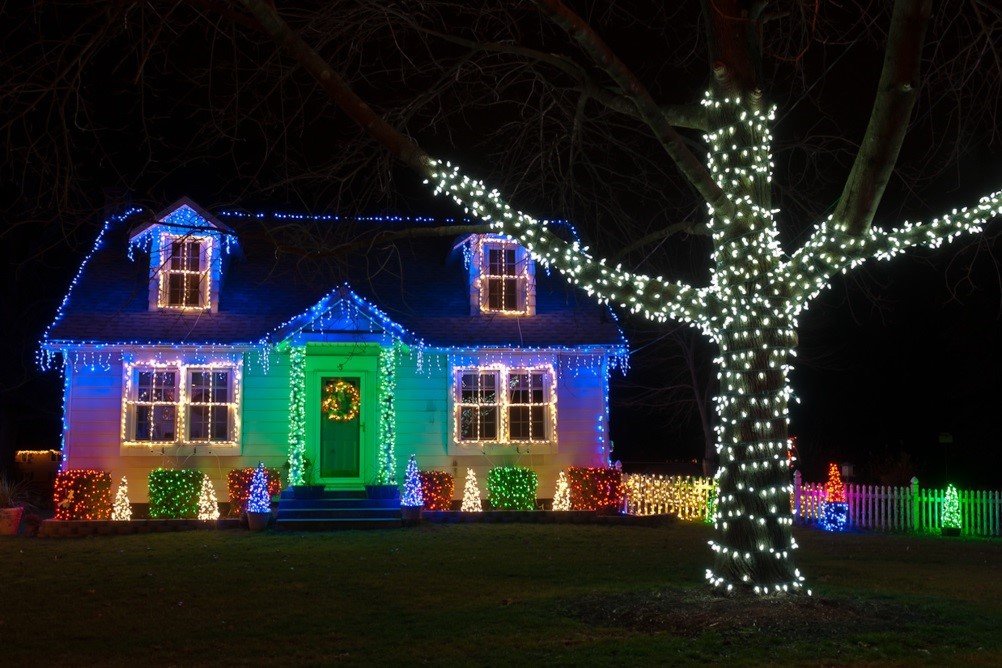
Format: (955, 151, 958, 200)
(304, 347, 379, 489)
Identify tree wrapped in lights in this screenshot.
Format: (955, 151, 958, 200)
(942, 484, 961, 535)
(552, 471, 571, 511)
(246, 463, 272, 514)
(818, 463, 848, 532)
(198, 474, 220, 521)
(401, 455, 423, 508)
(461, 468, 483, 512)
(111, 476, 131, 521)
(222, 0, 1002, 593)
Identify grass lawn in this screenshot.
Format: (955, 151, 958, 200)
(3, 523, 1001, 665)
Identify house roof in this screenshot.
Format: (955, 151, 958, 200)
(44, 201, 626, 351)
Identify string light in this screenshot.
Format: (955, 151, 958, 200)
(420, 471, 454, 511)
(622, 474, 716, 521)
(818, 463, 848, 532)
(401, 455, 424, 507)
(565, 467, 623, 511)
(53, 469, 112, 520)
(227, 467, 283, 514)
(486, 466, 537, 510)
(286, 346, 308, 485)
(376, 343, 398, 484)
(942, 484, 961, 532)
(321, 379, 360, 421)
(111, 476, 132, 521)
(452, 363, 557, 445)
(198, 474, 220, 521)
(552, 471, 571, 511)
(461, 468, 483, 512)
(148, 469, 204, 518)
(246, 463, 272, 514)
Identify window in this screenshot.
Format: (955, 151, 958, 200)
(188, 370, 232, 442)
(132, 370, 178, 442)
(458, 371, 499, 441)
(158, 235, 210, 309)
(474, 238, 533, 315)
(454, 366, 555, 444)
(123, 362, 240, 447)
(507, 371, 547, 442)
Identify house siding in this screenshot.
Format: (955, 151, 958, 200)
(61, 346, 610, 504)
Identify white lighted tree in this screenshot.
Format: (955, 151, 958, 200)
(233, 0, 1000, 594)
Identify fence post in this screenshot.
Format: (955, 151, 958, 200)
(911, 476, 920, 533)
(793, 470, 802, 521)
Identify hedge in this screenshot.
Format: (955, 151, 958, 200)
(227, 467, 283, 515)
(148, 468, 204, 518)
(53, 469, 112, 520)
(420, 471, 454, 511)
(566, 467, 623, 511)
(486, 466, 537, 510)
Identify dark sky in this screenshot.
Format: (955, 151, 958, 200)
(1, 2, 1000, 488)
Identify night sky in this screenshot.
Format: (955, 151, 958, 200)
(1, 3, 1000, 488)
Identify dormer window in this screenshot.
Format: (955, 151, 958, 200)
(469, 236, 535, 316)
(158, 234, 211, 310)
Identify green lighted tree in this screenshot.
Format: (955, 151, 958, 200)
(942, 484, 961, 531)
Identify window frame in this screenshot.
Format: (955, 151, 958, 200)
(156, 233, 213, 311)
(121, 360, 241, 450)
(474, 237, 533, 316)
(452, 364, 556, 446)
(186, 367, 236, 444)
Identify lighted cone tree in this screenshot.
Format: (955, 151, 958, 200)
(942, 484, 961, 535)
(552, 471, 571, 511)
(401, 455, 424, 508)
(111, 476, 131, 521)
(247, 463, 272, 514)
(461, 468, 483, 513)
(198, 474, 220, 521)
(818, 463, 848, 533)
(230, 0, 1000, 594)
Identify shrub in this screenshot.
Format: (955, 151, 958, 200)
(419, 471, 454, 510)
(227, 467, 283, 515)
(486, 466, 537, 510)
(148, 469, 204, 518)
(566, 467, 624, 511)
(53, 469, 112, 520)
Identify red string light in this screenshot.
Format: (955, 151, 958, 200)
(226, 467, 283, 515)
(53, 469, 112, 520)
(566, 467, 623, 511)
(419, 471, 454, 511)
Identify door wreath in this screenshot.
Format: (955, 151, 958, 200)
(322, 380, 360, 422)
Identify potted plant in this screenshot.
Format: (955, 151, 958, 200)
(400, 455, 423, 523)
(285, 457, 324, 499)
(365, 473, 400, 501)
(0, 477, 32, 536)
(246, 463, 273, 532)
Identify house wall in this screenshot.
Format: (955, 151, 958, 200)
(61, 346, 611, 504)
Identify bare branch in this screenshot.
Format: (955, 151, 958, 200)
(832, 0, 933, 236)
(613, 221, 709, 262)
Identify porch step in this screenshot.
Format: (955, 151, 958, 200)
(276, 507, 402, 520)
(275, 517, 403, 531)
(279, 489, 369, 500)
(277, 497, 401, 510)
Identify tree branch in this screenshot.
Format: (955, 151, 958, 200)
(832, 0, 933, 236)
(531, 0, 726, 210)
(613, 221, 709, 261)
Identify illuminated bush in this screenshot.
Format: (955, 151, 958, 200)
(53, 469, 112, 520)
(148, 469, 203, 518)
(486, 466, 537, 510)
(419, 471, 454, 511)
(226, 467, 283, 515)
(566, 467, 623, 511)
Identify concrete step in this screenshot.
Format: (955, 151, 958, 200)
(275, 517, 403, 531)
(276, 497, 400, 510)
(279, 489, 369, 500)
(276, 508, 402, 520)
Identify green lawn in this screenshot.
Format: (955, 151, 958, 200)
(3, 523, 1000, 665)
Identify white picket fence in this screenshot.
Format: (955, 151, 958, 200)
(792, 472, 1002, 537)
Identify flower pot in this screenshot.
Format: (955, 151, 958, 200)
(0, 507, 24, 536)
(401, 506, 422, 525)
(247, 511, 271, 532)
(365, 484, 400, 501)
(290, 485, 325, 500)
(941, 526, 961, 537)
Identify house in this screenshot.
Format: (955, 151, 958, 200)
(40, 198, 628, 504)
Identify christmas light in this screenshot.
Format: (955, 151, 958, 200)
(198, 474, 220, 521)
(622, 474, 716, 521)
(53, 469, 112, 520)
(552, 471, 571, 511)
(286, 345, 307, 485)
(322, 379, 360, 421)
(111, 476, 132, 521)
(247, 463, 272, 514)
(401, 455, 424, 507)
(148, 469, 204, 519)
(452, 363, 557, 445)
(486, 466, 537, 510)
(818, 463, 848, 532)
(376, 343, 398, 484)
(461, 468, 483, 512)
(420, 471, 454, 511)
(565, 467, 623, 511)
(227, 467, 283, 514)
(942, 484, 961, 532)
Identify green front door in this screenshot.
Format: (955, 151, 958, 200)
(319, 375, 361, 479)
